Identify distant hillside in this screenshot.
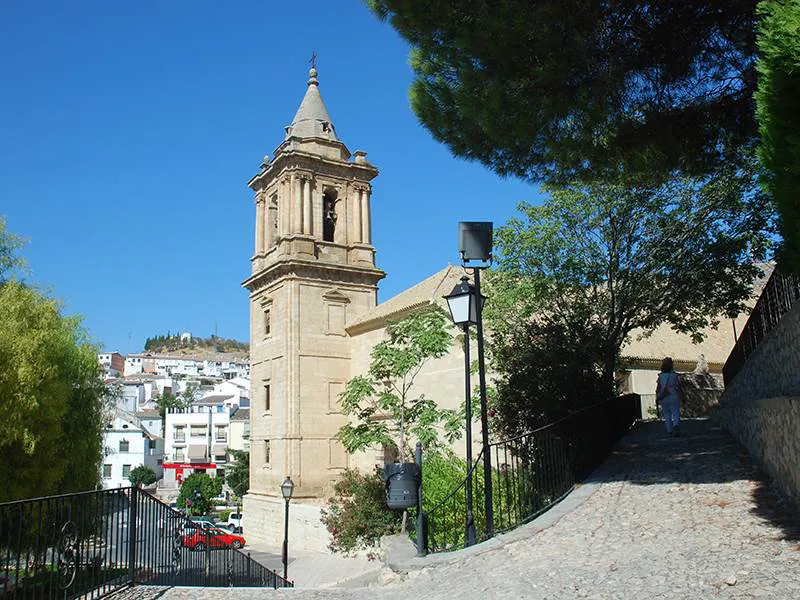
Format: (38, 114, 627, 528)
(143, 333, 249, 356)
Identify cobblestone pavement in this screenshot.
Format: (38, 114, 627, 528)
(156, 420, 800, 599)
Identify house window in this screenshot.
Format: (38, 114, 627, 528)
(174, 426, 185, 443)
(148, 439, 156, 450)
(243, 423, 251, 439)
(174, 450, 185, 462)
(264, 440, 271, 464)
(264, 309, 271, 336)
(103, 464, 112, 479)
(264, 384, 271, 412)
(216, 426, 227, 441)
(122, 464, 131, 478)
(119, 439, 129, 452)
(190, 425, 207, 438)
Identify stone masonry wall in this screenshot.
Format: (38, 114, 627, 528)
(717, 303, 800, 509)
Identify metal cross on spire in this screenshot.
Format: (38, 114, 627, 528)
(309, 51, 318, 70)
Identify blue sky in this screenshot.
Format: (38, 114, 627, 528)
(0, 1, 542, 353)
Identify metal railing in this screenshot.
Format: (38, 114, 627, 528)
(0, 487, 291, 599)
(423, 394, 640, 553)
(723, 268, 800, 385)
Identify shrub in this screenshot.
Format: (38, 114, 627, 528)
(128, 465, 158, 487)
(320, 468, 401, 559)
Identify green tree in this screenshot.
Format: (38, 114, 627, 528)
(0, 222, 106, 500)
(366, 1, 758, 185)
(226, 449, 249, 500)
(486, 167, 773, 433)
(755, 0, 800, 271)
(0, 217, 26, 279)
(155, 384, 197, 420)
(337, 307, 462, 461)
(128, 465, 158, 487)
(177, 473, 222, 516)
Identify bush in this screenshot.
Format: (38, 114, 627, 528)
(128, 465, 158, 487)
(321, 451, 480, 557)
(320, 468, 401, 559)
(218, 509, 232, 522)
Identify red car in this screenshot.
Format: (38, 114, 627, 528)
(182, 526, 246, 551)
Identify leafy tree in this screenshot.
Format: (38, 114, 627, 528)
(128, 465, 158, 487)
(177, 473, 222, 516)
(155, 384, 196, 420)
(485, 167, 773, 433)
(226, 449, 250, 500)
(755, 0, 800, 271)
(337, 307, 462, 462)
(366, 1, 758, 185)
(0, 222, 105, 500)
(487, 314, 611, 438)
(0, 217, 26, 280)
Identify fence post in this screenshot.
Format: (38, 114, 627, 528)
(127, 487, 138, 584)
(415, 442, 427, 556)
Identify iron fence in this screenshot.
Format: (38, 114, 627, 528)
(0, 487, 291, 599)
(423, 394, 639, 553)
(723, 268, 800, 385)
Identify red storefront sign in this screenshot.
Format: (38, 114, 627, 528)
(163, 463, 217, 470)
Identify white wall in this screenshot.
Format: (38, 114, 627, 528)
(101, 415, 163, 488)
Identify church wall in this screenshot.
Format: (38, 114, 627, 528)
(346, 320, 482, 472)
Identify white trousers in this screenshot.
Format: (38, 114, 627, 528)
(661, 396, 680, 433)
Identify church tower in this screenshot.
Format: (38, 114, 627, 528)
(242, 66, 384, 541)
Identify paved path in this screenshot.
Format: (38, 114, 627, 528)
(153, 419, 800, 599)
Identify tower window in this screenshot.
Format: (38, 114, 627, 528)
(264, 309, 271, 336)
(264, 383, 271, 412)
(323, 190, 337, 242)
(264, 440, 271, 464)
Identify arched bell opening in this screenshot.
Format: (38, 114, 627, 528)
(322, 189, 338, 242)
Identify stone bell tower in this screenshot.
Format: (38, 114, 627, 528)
(242, 66, 384, 544)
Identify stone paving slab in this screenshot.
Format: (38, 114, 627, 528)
(156, 419, 800, 599)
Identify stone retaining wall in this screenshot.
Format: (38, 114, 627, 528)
(717, 303, 800, 509)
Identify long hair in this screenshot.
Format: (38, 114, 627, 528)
(660, 356, 674, 373)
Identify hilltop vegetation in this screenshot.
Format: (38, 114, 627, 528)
(143, 332, 249, 355)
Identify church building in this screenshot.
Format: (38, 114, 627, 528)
(241, 67, 749, 551)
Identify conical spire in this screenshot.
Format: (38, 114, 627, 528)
(285, 67, 338, 141)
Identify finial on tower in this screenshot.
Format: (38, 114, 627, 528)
(308, 51, 318, 85)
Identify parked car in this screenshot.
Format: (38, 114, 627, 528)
(226, 512, 243, 533)
(182, 527, 246, 551)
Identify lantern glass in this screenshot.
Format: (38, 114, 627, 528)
(444, 277, 480, 326)
(280, 476, 294, 500)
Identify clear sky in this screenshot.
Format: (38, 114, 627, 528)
(0, 1, 542, 354)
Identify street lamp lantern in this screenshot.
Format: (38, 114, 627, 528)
(280, 476, 295, 501)
(443, 276, 485, 326)
(454, 221, 495, 542)
(280, 476, 294, 584)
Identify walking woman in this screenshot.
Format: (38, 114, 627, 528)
(656, 357, 681, 436)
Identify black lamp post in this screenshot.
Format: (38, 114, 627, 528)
(456, 221, 494, 539)
(444, 276, 485, 547)
(280, 476, 294, 582)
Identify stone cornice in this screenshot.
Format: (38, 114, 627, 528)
(243, 258, 385, 294)
(248, 151, 378, 191)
